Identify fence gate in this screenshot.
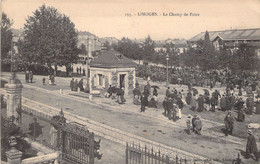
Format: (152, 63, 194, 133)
(58, 122, 95, 164)
(20, 106, 99, 164)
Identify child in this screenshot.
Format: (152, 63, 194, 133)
(42, 77, 46, 85)
(186, 114, 192, 134)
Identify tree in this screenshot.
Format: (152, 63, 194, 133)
(19, 5, 79, 75)
(1, 12, 13, 63)
(79, 43, 87, 55)
(114, 37, 142, 61)
(103, 41, 111, 50)
(234, 43, 260, 71)
(142, 35, 155, 62)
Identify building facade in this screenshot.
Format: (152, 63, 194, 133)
(89, 50, 137, 94)
(188, 28, 260, 56)
(212, 28, 260, 56)
(78, 31, 102, 62)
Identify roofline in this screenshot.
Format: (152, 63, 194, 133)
(216, 38, 260, 41)
(188, 28, 260, 41)
(89, 65, 137, 68)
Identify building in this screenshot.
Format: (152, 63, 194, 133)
(212, 28, 260, 55)
(154, 39, 188, 55)
(188, 28, 260, 56)
(165, 38, 188, 55)
(187, 31, 222, 48)
(154, 40, 167, 52)
(89, 50, 137, 94)
(78, 31, 102, 62)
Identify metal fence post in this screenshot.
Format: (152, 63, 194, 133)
(126, 142, 128, 164)
(33, 117, 37, 141)
(89, 132, 95, 164)
(166, 155, 169, 164)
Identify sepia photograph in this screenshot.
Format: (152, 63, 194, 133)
(1, 0, 260, 163)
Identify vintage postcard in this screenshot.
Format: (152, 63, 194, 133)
(1, 0, 260, 164)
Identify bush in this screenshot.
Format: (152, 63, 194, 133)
(1, 116, 36, 161)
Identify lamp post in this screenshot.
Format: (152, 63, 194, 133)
(9, 37, 16, 80)
(166, 53, 169, 87)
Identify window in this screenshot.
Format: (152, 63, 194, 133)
(116, 53, 123, 60)
(98, 74, 103, 86)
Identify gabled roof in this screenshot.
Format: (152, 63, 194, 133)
(218, 28, 260, 41)
(188, 31, 223, 42)
(189, 28, 260, 42)
(89, 50, 137, 68)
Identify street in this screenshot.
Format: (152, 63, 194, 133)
(2, 72, 259, 164)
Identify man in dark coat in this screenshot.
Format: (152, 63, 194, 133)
(166, 87, 171, 98)
(70, 78, 74, 91)
(245, 129, 259, 161)
(197, 95, 204, 112)
(234, 97, 244, 111)
(220, 95, 227, 111)
(74, 79, 78, 91)
(78, 79, 84, 91)
(163, 97, 168, 116)
(140, 94, 146, 112)
(144, 81, 151, 96)
(212, 90, 221, 106)
(237, 108, 245, 122)
(224, 112, 234, 136)
(192, 115, 197, 132)
(186, 91, 192, 105)
(107, 85, 112, 98)
(246, 96, 254, 115)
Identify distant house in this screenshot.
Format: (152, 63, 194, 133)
(78, 31, 102, 62)
(154, 40, 167, 53)
(155, 39, 188, 55)
(187, 31, 222, 48)
(89, 50, 137, 94)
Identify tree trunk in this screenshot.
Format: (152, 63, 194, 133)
(54, 65, 58, 76)
(65, 65, 70, 77)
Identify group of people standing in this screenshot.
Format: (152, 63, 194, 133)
(25, 70, 33, 83)
(163, 87, 184, 121)
(186, 114, 203, 135)
(106, 85, 126, 104)
(139, 81, 159, 112)
(70, 78, 85, 92)
(76, 67, 86, 76)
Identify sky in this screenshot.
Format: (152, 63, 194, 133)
(2, 0, 260, 40)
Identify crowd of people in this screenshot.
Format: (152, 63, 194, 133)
(137, 65, 259, 90)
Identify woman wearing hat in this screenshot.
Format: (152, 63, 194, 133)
(245, 129, 259, 161)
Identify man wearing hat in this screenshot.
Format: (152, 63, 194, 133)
(224, 112, 234, 136)
(245, 129, 258, 161)
(197, 94, 204, 112)
(192, 115, 197, 132)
